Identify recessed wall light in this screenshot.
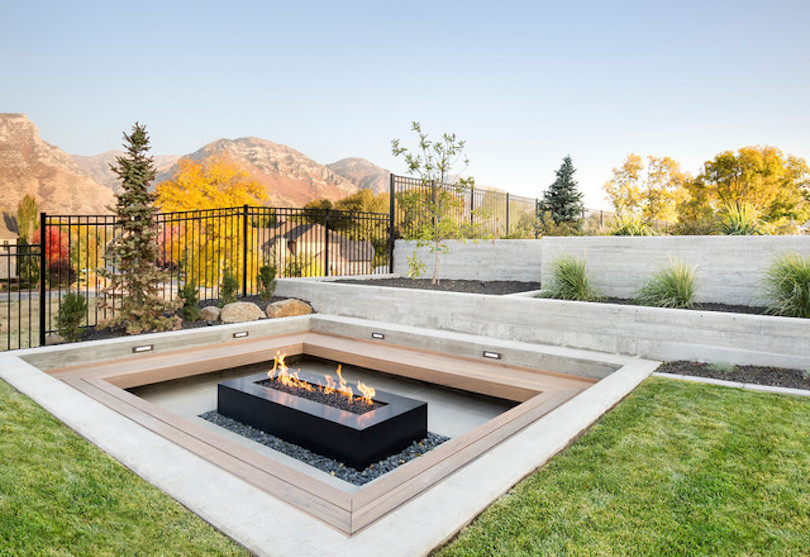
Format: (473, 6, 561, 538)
(132, 344, 154, 353)
(482, 350, 501, 360)
(371, 332, 385, 340)
(233, 331, 249, 338)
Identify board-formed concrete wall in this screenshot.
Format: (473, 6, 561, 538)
(275, 279, 810, 370)
(541, 236, 810, 306)
(393, 240, 543, 282)
(394, 236, 810, 306)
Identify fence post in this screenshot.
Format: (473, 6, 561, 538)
(470, 186, 475, 224)
(241, 205, 248, 297)
(388, 174, 395, 273)
(505, 193, 510, 235)
(324, 209, 330, 277)
(38, 212, 47, 347)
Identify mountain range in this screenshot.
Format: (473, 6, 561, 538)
(0, 113, 391, 222)
(0, 113, 116, 215)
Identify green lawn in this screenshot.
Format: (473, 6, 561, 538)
(0, 379, 249, 556)
(4, 374, 810, 556)
(437, 378, 810, 557)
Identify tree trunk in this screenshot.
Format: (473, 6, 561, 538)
(432, 239, 441, 285)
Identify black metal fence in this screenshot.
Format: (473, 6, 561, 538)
(0, 175, 667, 351)
(389, 174, 669, 237)
(390, 174, 537, 238)
(0, 242, 41, 350)
(0, 205, 390, 350)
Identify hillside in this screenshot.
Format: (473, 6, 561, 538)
(73, 151, 179, 192)
(0, 114, 392, 218)
(327, 157, 390, 194)
(0, 114, 115, 215)
(161, 138, 358, 207)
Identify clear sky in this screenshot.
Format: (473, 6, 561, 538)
(3, 0, 809, 209)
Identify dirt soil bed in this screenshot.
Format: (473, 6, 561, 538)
(657, 361, 810, 392)
(602, 297, 768, 315)
(338, 278, 541, 295)
(80, 295, 290, 342)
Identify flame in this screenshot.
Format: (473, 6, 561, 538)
(267, 352, 377, 407)
(356, 381, 376, 406)
(335, 365, 353, 403)
(323, 375, 337, 395)
(267, 351, 314, 392)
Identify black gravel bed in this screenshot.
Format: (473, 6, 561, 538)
(601, 297, 769, 315)
(256, 378, 385, 414)
(199, 410, 449, 485)
(657, 361, 810, 391)
(79, 295, 293, 342)
(338, 278, 542, 295)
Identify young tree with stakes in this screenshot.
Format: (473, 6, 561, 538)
(538, 156, 584, 230)
(99, 123, 179, 334)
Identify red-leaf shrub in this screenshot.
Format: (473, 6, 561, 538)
(32, 226, 70, 262)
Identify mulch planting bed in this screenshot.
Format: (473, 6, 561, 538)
(602, 297, 769, 315)
(80, 295, 289, 342)
(339, 278, 541, 295)
(657, 360, 810, 392)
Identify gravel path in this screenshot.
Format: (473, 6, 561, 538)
(200, 411, 449, 486)
(657, 361, 810, 391)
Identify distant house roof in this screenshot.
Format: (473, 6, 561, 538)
(259, 221, 374, 262)
(800, 219, 810, 234)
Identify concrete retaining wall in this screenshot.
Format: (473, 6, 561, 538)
(393, 240, 543, 282)
(276, 278, 810, 369)
(541, 236, 810, 306)
(394, 236, 810, 306)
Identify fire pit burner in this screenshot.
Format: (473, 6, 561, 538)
(218, 369, 428, 470)
(254, 377, 386, 415)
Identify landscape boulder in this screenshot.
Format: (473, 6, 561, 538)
(199, 305, 221, 321)
(265, 298, 313, 319)
(220, 302, 264, 324)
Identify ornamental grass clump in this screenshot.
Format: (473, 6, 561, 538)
(762, 253, 810, 318)
(540, 254, 598, 301)
(611, 214, 655, 236)
(634, 259, 697, 309)
(716, 202, 763, 235)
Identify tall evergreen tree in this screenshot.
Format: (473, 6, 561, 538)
(99, 123, 179, 334)
(539, 155, 584, 227)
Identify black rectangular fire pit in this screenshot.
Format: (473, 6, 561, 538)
(217, 370, 427, 470)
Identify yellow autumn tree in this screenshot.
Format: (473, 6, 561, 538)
(696, 146, 809, 223)
(154, 155, 267, 290)
(604, 154, 690, 224)
(155, 155, 267, 212)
